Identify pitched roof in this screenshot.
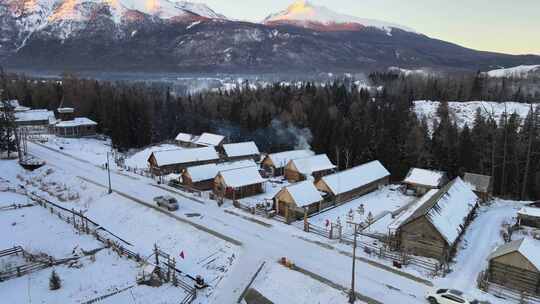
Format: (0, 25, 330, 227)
(218, 166, 266, 188)
(150, 147, 219, 167)
(15, 109, 56, 124)
(280, 181, 323, 207)
(388, 189, 439, 232)
(488, 238, 540, 271)
(393, 177, 478, 245)
(55, 117, 97, 127)
(403, 168, 446, 188)
(185, 160, 256, 183)
(290, 154, 335, 175)
(463, 172, 492, 193)
(194, 132, 225, 146)
(266, 150, 315, 169)
(175, 132, 195, 142)
(223, 142, 260, 158)
(518, 207, 540, 218)
(321, 160, 390, 195)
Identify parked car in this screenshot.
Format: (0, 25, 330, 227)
(153, 195, 179, 211)
(426, 289, 478, 304)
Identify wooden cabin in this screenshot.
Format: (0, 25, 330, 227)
(389, 177, 478, 262)
(15, 109, 56, 135)
(273, 181, 324, 219)
(181, 160, 256, 191)
(518, 207, 540, 229)
(487, 238, 540, 295)
(222, 142, 260, 162)
(261, 150, 314, 176)
(54, 117, 97, 138)
(57, 107, 75, 121)
(315, 160, 390, 204)
(148, 147, 220, 176)
(284, 154, 336, 182)
(193, 132, 225, 147)
(402, 168, 448, 196)
(463, 172, 493, 202)
(214, 166, 266, 200)
(175, 132, 198, 147)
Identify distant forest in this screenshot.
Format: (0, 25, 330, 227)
(1, 69, 539, 200)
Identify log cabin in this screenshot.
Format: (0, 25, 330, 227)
(273, 180, 324, 219)
(315, 160, 390, 204)
(517, 207, 540, 229)
(402, 168, 448, 196)
(389, 177, 478, 262)
(181, 160, 256, 191)
(222, 141, 261, 162)
(261, 150, 314, 176)
(214, 166, 266, 200)
(463, 172, 493, 202)
(193, 132, 225, 147)
(148, 147, 220, 176)
(54, 117, 98, 138)
(487, 238, 540, 295)
(284, 154, 336, 182)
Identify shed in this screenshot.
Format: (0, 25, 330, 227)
(391, 177, 478, 261)
(214, 166, 266, 200)
(284, 154, 336, 182)
(518, 207, 540, 229)
(181, 160, 256, 190)
(194, 132, 225, 147)
(463, 172, 493, 202)
(315, 160, 390, 203)
(402, 168, 448, 196)
(222, 141, 261, 162)
(175, 132, 197, 147)
(273, 181, 324, 218)
(148, 147, 219, 175)
(261, 150, 315, 176)
(487, 238, 540, 295)
(55, 117, 97, 138)
(15, 109, 57, 135)
(57, 107, 75, 121)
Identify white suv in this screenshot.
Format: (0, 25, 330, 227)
(426, 289, 478, 304)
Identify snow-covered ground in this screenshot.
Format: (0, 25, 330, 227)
(252, 263, 352, 304)
(38, 135, 113, 167)
(484, 65, 540, 78)
(237, 178, 290, 208)
(309, 185, 415, 235)
(414, 100, 538, 130)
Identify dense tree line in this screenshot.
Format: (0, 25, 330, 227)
(1, 69, 539, 200)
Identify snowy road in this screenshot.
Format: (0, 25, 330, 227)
(28, 142, 431, 303)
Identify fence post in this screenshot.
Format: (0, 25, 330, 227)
(329, 224, 333, 239)
(303, 211, 309, 232)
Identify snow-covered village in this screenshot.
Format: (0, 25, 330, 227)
(1, 1, 540, 304)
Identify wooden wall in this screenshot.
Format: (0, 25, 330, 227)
(488, 257, 540, 295)
(398, 216, 449, 261)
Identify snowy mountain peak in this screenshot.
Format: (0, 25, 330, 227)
(263, 0, 415, 33)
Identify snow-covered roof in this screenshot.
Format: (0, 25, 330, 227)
(15, 109, 56, 124)
(223, 141, 260, 158)
(463, 172, 492, 193)
(150, 147, 219, 167)
(57, 107, 74, 113)
(388, 189, 439, 232)
(186, 160, 256, 183)
(403, 168, 446, 188)
(175, 132, 195, 142)
(280, 181, 323, 207)
(266, 149, 315, 169)
(518, 207, 540, 218)
(488, 238, 540, 271)
(218, 166, 266, 188)
(321, 160, 390, 195)
(55, 117, 97, 127)
(393, 177, 478, 245)
(290, 154, 335, 175)
(194, 132, 225, 147)
(0, 100, 20, 109)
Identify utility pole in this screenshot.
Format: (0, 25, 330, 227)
(348, 221, 361, 303)
(106, 152, 112, 194)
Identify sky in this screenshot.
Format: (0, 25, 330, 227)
(201, 0, 540, 55)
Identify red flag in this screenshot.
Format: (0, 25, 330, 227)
(179, 251, 185, 259)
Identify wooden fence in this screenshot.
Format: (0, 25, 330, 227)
(478, 271, 540, 304)
(28, 192, 198, 303)
(306, 222, 440, 274)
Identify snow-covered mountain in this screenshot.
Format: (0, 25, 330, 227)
(263, 0, 415, 34)
(484, 65, 540, 78)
